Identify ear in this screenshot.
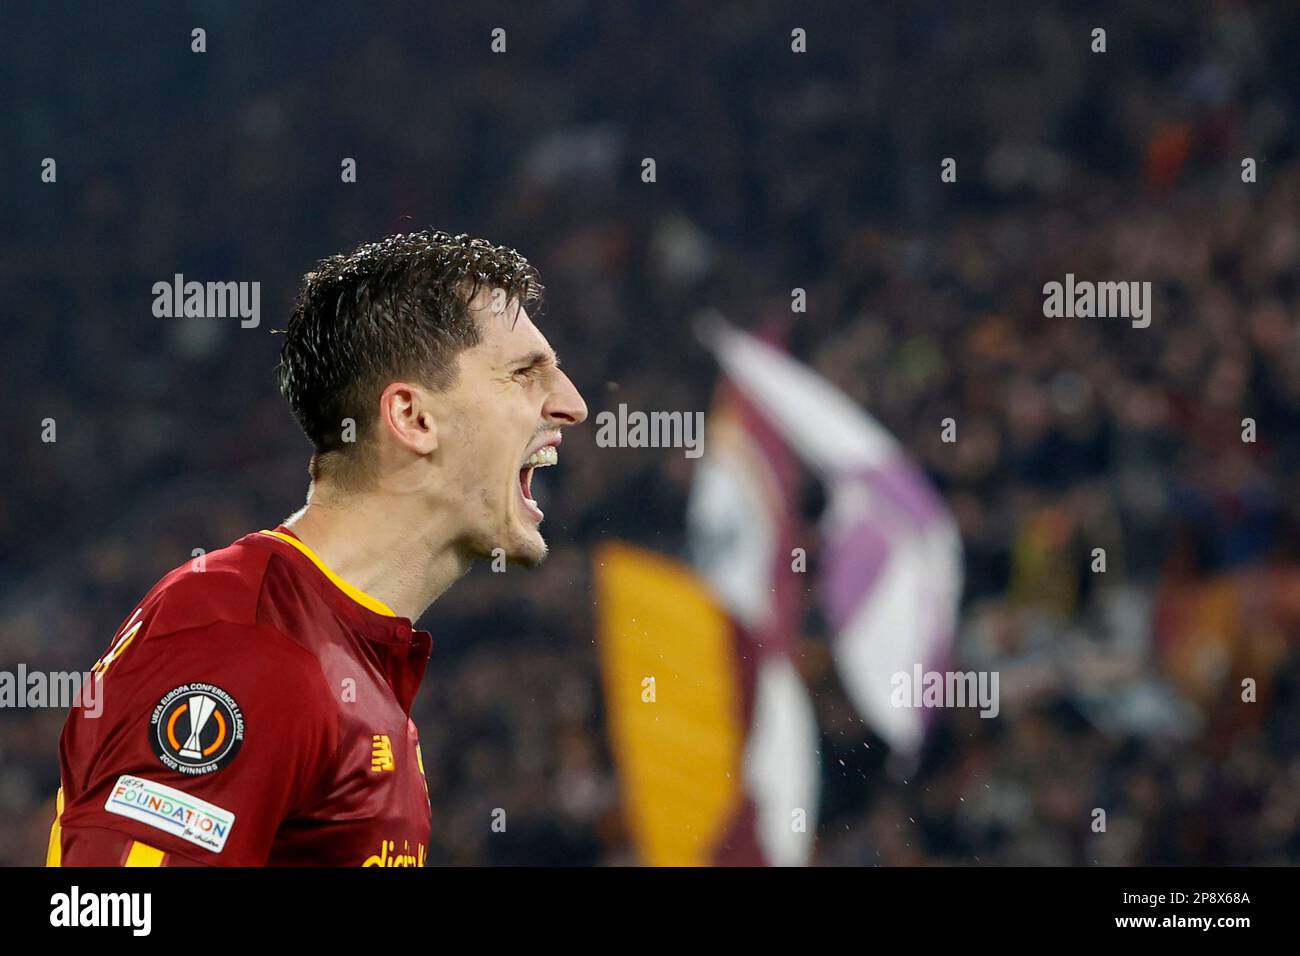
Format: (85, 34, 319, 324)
(378, 382, 440, 456)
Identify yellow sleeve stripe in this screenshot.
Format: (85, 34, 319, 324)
(124, 841, 166, 867)
(46, 789, 167, 868)
(45, 787, 64, 868)
(258, 530, 397, 617)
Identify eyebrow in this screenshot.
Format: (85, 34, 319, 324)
(506, 349, 559, 370)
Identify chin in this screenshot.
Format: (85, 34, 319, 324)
(472, 520, 548, 568)
(506, 528, 549, 568)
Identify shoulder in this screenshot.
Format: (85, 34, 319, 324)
(125, 531, 327, 655)
(97, 533, 334, 711)
(135, 532, 276, 633)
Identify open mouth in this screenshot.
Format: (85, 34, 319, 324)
(518, 444, 558, 521)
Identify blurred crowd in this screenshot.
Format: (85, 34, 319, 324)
(3, 1, 1300, 864)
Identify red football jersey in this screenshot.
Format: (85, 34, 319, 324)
(49, 527, 433, 867)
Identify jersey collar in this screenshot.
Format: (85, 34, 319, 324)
(257, 528, 398, 618)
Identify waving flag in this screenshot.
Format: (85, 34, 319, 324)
(698, 316, 963, 756)
(595, 365, 819, 866)
(596, 317, 960, 865)
(685, 375, 820, 866)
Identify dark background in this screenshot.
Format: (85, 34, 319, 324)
(3, 1, 1300, 864)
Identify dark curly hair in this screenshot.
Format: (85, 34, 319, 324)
(276, 229, 545, 483)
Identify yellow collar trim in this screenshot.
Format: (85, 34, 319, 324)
(259, 530, 397, 618)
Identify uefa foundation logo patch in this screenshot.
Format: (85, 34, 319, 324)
(149, 683, 244, 775)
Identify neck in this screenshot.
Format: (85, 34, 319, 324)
(280, 482, 472, 622)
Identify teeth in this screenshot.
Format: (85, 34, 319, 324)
(523, 445, 558, 467)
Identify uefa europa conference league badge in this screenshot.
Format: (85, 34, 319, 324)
(149, 683, 244, 775)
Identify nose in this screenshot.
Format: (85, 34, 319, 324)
(545, 369, 588, 427)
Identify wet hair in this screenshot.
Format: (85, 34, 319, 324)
(276, 228, 544, 483)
